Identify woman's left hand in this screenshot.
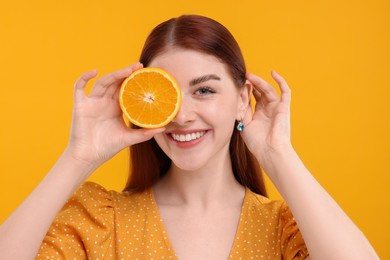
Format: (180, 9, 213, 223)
(240, 71, 292, 164)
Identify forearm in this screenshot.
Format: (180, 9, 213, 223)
(257, 145, 379, 260)
(0, 149, 97, 259)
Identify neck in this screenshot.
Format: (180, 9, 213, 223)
(153, 153, 245, 210)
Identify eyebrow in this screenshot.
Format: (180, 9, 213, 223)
(189, 74, 221, 86)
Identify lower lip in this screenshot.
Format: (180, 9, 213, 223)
(168, 131, 208, 148)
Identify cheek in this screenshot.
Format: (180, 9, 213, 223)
(209, 109, 237, 148)
(201, 100, 238, 129)
(153, 134, 168, 153)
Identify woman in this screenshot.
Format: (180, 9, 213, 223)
(0, 15, 378, 259)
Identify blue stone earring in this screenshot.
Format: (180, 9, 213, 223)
(236, 120, 244, 132)
(237, 107, 248, 132)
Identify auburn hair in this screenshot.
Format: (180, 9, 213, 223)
(123, 15, 267, 197)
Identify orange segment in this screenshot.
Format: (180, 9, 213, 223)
(119, 67, 181, 128)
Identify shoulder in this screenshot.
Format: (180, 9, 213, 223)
(245, 188, 287, 214)
(68, 181, 112, 207)
(244, 188, 297, 225)
(244, 188, 303, 236)
(73, 181, 110, 198)
(67, 181, 151, 213)
(51, 182, 152, 231)
(243, 189, 309, 259)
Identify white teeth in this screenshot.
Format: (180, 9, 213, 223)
(172, 131, 206, 142)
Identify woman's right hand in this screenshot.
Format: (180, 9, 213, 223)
(66, 62, 165, 168)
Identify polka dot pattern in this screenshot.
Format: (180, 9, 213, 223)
(229, 189, 309, 259)
(36, 182, 308, 259)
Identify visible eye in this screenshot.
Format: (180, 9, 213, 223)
(194, 86, 216, 95)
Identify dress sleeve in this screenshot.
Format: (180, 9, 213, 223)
(36, 182, 115, 259)
(278, 202, 309, 260)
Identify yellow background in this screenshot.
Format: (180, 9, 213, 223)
(1, 0, 389, 257)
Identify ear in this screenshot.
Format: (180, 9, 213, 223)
(236, 80, 253, 120)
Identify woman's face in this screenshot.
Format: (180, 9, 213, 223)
(149, 48, 249, 172)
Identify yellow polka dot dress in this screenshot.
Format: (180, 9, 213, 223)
(37, 182, 308, 259)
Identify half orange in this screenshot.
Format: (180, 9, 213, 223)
(119, 67, 181, 128)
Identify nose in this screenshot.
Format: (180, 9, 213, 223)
(171, 95, 195, 126)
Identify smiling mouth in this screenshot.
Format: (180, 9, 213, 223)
(171, 131, 207, 142)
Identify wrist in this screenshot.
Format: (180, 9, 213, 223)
(64, 142, 103, 166)
(60, 148, 100, 179)
(255, 141, 294, 164)
(255, 143, 298, 178)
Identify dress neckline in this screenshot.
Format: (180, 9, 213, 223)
(148, 186, 249, 259)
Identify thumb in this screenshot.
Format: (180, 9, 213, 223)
(123, 127, 166, 146)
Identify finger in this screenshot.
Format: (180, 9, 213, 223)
(105, 62, 145, 98)
(271, 70, 291, 105)
(74, 70, 98, 100)
(124, 127, 166, 146)
(90, 62, 143, 97)
(242, 103, 253, 126)
(252, 85, 271, 110)
(110, 79, 125, 100)
(246, 72, 279, 103)
(111, 85, 121, 101)
(252, 88, 265, 110)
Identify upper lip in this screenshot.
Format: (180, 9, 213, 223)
(166, 129, 208, 135)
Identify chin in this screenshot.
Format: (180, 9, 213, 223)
(170, 157, 208, 173)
